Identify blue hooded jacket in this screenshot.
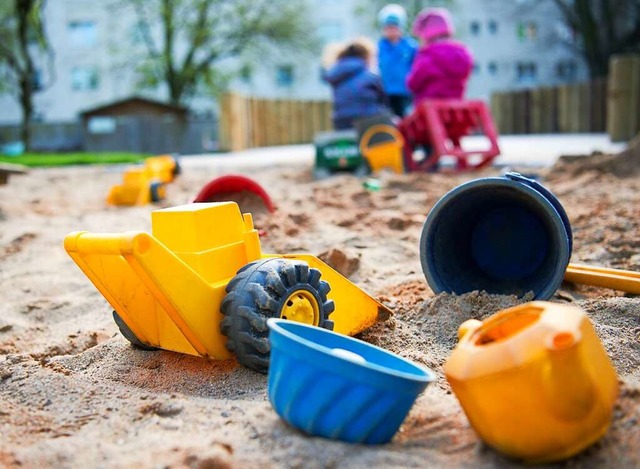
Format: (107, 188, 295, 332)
(323, 57, 387, 123)
(378, 36, 418, 96)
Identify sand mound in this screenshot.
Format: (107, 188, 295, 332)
(552, 133, 640, 178)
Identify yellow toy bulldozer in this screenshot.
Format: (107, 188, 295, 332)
(64, 202, 390, 372)
(107, 155, 180, 206)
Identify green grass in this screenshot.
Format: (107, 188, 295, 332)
(0, 152, 148, 167)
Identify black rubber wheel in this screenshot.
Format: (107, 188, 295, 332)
(220, 258, 335, 373)
(112, 311, 158, 351)
(172, 157, 182, 177)
(149, 181, 165, 202)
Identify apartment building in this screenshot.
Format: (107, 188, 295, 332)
(459, 0, 587, 98)
(0, 0, 587, 124)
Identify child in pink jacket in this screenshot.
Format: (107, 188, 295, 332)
(406, 8, 473, 106)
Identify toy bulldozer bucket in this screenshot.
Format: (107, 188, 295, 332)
(359, 124, 405, 174)
(64, 202, 389, 371)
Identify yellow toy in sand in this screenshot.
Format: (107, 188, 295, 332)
(445, 302, 618, 464)
(106, 154, 180, 206)
(359, 124, 405, 174)
(64, 202, 390, 373)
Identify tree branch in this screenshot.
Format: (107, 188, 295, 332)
(180, 0, 212, 74)
(0, 42, 24, 74)
(131, 0, 160, 58)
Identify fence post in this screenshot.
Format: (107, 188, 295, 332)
(560, 83, 585, 133)
(228, 93, 247, 152)
(275, 99, 285, 145)
(590, 78, 607, 133)
(297, 100, 309, 143)
(489, 93, 502, 134)
(220, 92, 245, 152)
(247, 97, 254, 148)
(530, 88, 543, 134)
(267, 99, 275, 146)
(219, 93, 230, 151)
(542, 86, 557, 133)
(577, 82, 590, 132)
(292, 100, 304, 144)
(607, 54, 640, 142)
(513, 90, 531, 134)
(557, 84, 570, 133)
(245, 97, 254, 149)
(322, 101, 332, 131)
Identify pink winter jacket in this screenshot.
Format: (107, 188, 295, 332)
(406, 40, 473, 105)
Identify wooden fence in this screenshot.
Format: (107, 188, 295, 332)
(490, 54, 640, 140)
(219, 55, 639, 151)
(607, 54, 640, 142)
(490, 79, 608, 135)
(222, 84, 609, 151)
(219, 93, 332, 152)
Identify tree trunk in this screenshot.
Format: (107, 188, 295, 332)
(161, 0, 183, 106)
(17, 0, 35, 151)
(19, 77, 32, 151)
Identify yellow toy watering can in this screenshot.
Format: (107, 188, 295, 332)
(444, 302, 618, 464)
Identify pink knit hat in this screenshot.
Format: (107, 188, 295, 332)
(412, 8, 455, 42)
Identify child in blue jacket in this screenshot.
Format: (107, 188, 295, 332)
(377, 4, 417, 117)
(323, 40, 388, 130)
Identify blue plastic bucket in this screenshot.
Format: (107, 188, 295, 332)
(420, 172, 572, 300)
(267, 318, 434, 444)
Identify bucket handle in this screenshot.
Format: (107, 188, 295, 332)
(359, 124, 405, 154)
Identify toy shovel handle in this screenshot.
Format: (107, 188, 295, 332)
(565, 263, 640, 294)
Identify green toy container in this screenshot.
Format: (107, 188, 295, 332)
(313, 130, 367, 179)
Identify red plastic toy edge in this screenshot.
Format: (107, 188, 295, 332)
(192, 175, 276, 213)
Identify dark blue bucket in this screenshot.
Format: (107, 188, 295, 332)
(420, 173, 572, 300)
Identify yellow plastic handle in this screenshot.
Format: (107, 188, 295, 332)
(564, 263, 640, 294)
(359, 124, 405, 154)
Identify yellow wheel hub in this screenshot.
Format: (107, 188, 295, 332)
(281, 290, 320, 326)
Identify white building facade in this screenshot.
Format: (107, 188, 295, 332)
(0, 0, 588, 124)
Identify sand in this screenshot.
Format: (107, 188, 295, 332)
(1, 151, 639, 468)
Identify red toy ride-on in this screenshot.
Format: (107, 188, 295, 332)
(398, 99, 500, 172)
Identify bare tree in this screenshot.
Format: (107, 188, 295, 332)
(551, 0, 640, 78)
(0, 0, 52, 150)
(128, 0, 315, 106)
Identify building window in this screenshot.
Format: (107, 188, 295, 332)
(276, 65, 294, 87)
(68, 21, 97, 47)
(517, 22, 537, 41)
(88, 117, 116, 134)
(516, 61, 537, 84)
(470, 21, 481, 36)
(556, 61, 578, 81)
(488, 20, 498, 35)
(488, 61, 498, 75)
(71, 67, 99, 91)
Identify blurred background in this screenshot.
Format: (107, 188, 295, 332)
(0, 0, 638, 155)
